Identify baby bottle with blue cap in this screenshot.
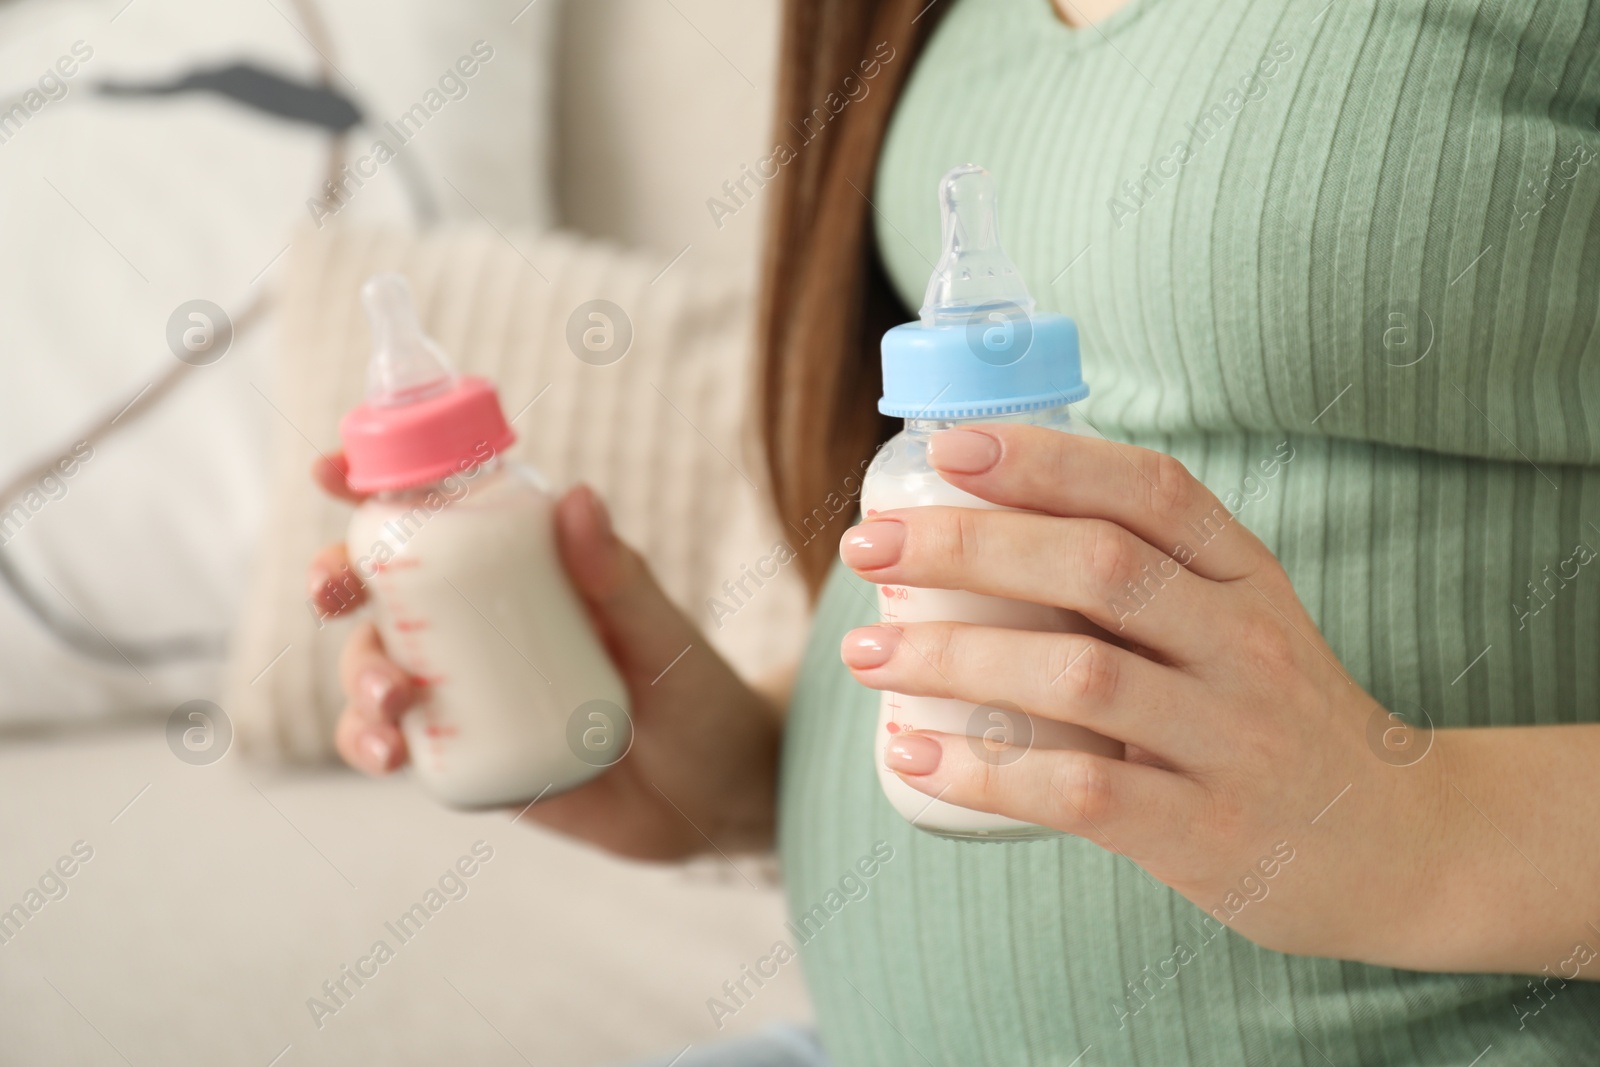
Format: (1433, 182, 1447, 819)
(864, 164, 1124, 839)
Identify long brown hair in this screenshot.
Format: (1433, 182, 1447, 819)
(756, 0, 948, 599)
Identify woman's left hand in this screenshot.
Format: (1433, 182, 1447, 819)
(838, 423, 1449, 967)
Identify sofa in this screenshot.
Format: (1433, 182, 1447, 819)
(0, 2, 816, 1063)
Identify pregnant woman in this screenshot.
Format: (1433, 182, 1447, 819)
(307, 0, 1600, 1062)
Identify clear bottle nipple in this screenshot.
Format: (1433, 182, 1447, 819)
(361, 273, 456, 407)
(920, 164, 1036, 328)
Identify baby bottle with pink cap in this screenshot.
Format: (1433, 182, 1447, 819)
(341, 274, 630, 809)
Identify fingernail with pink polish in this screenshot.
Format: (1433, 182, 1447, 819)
(841, 626, 899, 669)
(307, 567, 332, 603)
(380, 679, 411, 716)
(929, 429, 1000, 474)
(360, 669, 395, 716)
(841, 521, 905, 569)
(885, 733, 942, 775)
(359, 732, 393, 773)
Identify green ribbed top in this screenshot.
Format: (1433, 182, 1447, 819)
(778, 0, 1600, 1063)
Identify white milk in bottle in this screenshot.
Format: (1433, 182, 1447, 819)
(864, 165, 1123, 840)
(340, 275, 630, 809)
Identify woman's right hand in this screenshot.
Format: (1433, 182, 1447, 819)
(306, 454, 783, 861)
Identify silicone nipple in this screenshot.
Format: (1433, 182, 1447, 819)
(920, 164, 1036, 328)
(361, 274, 456, 407)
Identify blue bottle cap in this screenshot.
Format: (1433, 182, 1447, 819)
(879, 165, 1087, 419)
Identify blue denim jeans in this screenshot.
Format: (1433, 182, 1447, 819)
(626, 1024, 829, 1067)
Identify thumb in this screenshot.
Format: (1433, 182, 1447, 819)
(554, 484, 699, 686)
(311, 451, 368, 504)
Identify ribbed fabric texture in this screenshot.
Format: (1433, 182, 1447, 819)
(779, 0, 1600, 1063)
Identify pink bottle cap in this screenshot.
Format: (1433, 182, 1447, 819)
(339, 275, 516, 493)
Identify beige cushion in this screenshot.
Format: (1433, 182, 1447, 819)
(226, 225, 807, 761)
